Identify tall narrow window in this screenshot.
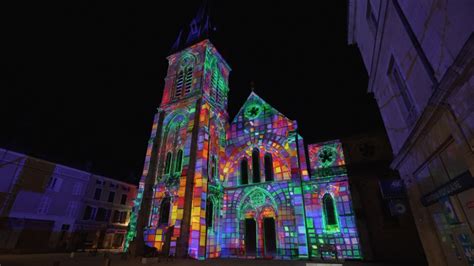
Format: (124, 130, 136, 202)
(174, 70, 184, 99)
(210, 156, 217, 180)
(165, 152, 172, 174)
(83, 206, 93, 220)
(95, 208, 106, 221)
(323, 194, 338, 229)
(94, 188, 102, 200)
(107, 192, 115, 203)
(206, 199, 214, 228)
(120, 194, 127, 205)
(184, 66, 193, 95)
(113, 210, 120, 223)
(159, 197, 171, 225)
(388, 56, 417, 124)
(241, 159, 249, 185)
(175, 149, 183, 173)
(252, 148, 260, 183)
(264, 153, 274, 182)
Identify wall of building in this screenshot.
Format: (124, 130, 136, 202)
(342, 132, 426, 263)
(0, 148, 89, 252)
(220, 93, 309, 260)
(74, 175, 137, 250)
(0, 148, 137, 253)
(134, 38, 363, 261)
(140, 40, 231, 259)
(348, 0, 474, 265)
(305, 141, 361, 260)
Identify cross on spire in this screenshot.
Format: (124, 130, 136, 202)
(250, 81, 255, 92)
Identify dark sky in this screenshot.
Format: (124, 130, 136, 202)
(1, 1, 384, 184)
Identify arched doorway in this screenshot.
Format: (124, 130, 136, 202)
(263, 217, 277, 256)
(245, 218, 257, 256)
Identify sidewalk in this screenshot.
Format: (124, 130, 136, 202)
(0, 253, 425, 266)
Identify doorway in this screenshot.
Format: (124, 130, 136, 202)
(263, 217, 277, 256)
(245, 218, 257, 256)
(162, 225, 173, 255)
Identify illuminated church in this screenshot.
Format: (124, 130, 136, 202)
(126, 4, 361, 260)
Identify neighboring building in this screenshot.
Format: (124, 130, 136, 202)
(348, 1, 474, 265)
(128, 5, 361, 261)
(342, 132, 426, 263)
(74, 174, 137, 251)
(0, 148, 137, 253)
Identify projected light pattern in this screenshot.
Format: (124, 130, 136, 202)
(219, 93, 309, 259)
(304, 140, 362, 259)
(124, 112, 161, 252)
(134, 39, 361, 261)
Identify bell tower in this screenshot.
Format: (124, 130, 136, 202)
(130, 1, 231, 260)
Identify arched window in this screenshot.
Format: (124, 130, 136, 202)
(175, 150, 183, 173)
(206, 199, 214, 228)
(323, 193, 338, 228)
(210, 156, 217, 180)
(264, 153, 273, 182)
(241, 159, 249, 185)
(159, 197, 171, 225)
(174, 70, 184, 99)
(183, 66, 193, 95)
(252, 148, 260, 183)
(164, 152, 172, 174)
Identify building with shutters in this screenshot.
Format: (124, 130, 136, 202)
(0, 148, 137, 253)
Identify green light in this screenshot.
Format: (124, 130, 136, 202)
(244, 103, 262, 119)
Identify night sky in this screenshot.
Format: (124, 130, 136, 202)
(1, 1, 384, 184)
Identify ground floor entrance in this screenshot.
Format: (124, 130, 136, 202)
(263, 217, 276, 257)
(245, 218, 257, 256)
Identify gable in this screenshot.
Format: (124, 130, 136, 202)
(231, 92, 292, 125)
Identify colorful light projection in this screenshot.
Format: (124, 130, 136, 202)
(308, 141, 347, 179)
(219, 93, 309, 259)
(221, 183, 308, 259)
(124, 112, 161, 252)
(132, 39, 362, 261)
(308, 141, 345, 170)
(304, 140, 362, 259)
(139, 40, 229, 260)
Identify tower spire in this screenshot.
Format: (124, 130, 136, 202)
(185, 0, 211, 46)
(170, 0, 213, 53)
(171, 29, 183, 52)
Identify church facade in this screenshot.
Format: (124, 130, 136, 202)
(124, 38, 362, 260)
